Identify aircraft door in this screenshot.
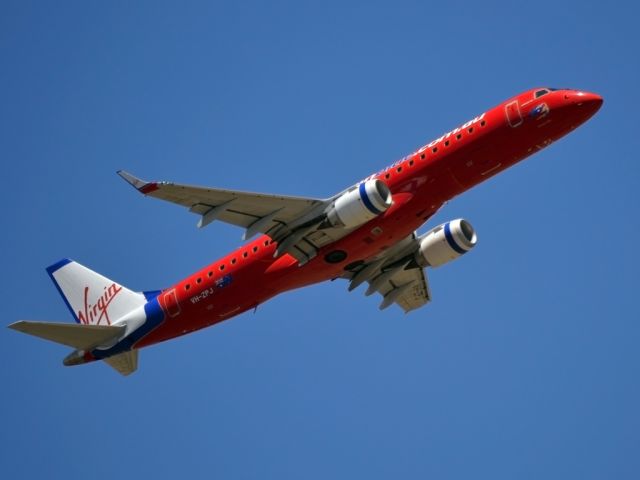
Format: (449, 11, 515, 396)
(505, 100, 523, 127)
(161, 289, 181, 318)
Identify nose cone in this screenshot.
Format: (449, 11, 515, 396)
(579, 91, 603, 110)
(563, 90, 603, 122)
(570, 90, 603, 112)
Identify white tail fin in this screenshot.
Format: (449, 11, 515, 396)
(47, 259, 147, 326)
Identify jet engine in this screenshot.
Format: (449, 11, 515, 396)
(416, 219, 477, 268)
(323, 179, 392, 229)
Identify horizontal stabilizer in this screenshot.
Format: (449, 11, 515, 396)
(104, 350, 138, 376)
(9, 321, 125, 350)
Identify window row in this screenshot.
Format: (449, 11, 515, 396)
(382, 119, 488, 180)
(184, 238, 272, 291)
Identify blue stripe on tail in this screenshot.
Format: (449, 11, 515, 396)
(45, 258, 80, 324)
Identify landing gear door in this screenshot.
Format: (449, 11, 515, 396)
(505, 100, 523, 127)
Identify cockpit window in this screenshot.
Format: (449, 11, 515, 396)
(535, 89, 550, 98)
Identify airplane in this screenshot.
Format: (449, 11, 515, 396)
(9, 87, 603, 375)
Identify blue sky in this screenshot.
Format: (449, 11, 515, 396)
(1, 1, 638, 478)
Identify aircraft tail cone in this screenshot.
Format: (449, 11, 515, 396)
(63, 350, 87, 367)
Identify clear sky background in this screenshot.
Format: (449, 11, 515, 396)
(1, 1, 638, 478)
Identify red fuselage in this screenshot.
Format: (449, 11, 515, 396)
(137, 88, 602, 348)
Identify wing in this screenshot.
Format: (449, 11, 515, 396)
(117, 170, 326, 240)
(343, 232, 431, 313)
(373, 266, 431, 312)
(118, 171, 366, 265)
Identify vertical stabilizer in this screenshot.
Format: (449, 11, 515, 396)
(46, 259, 147, 326)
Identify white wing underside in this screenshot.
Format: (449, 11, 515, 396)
(376, 265, 431, 313)
(343, 232, 432, 313)
(117, 171, 351, 264)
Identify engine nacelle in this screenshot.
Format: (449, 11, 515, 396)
(416, 219, 477, 268)
(324, 179, 392, 229)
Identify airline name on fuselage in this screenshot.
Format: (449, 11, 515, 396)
(364, 112, 486, 182)
(419, 112, 486, 151)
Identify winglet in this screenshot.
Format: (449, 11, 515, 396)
(117, 170, 159, 194)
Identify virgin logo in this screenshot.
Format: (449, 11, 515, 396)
(77, 283, 123, 325)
